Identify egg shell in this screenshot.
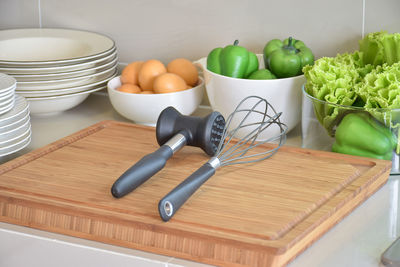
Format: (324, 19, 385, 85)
(138, 59, 167, 90)
(167, 58, 199, 86)
(118, 84, 142, 94)
(153, 73, 187, 94)
(120, 61, 144, 85)
(140, 90, 154, 94)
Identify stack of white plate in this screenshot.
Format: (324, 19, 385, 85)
(0, 28, 118, 115)
(0, 73, 17, 115)
(0, 94, 31, 158)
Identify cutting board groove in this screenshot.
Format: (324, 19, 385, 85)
(0, 120, 391, 267)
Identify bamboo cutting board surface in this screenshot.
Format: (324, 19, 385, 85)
(0, 120, 392, 267)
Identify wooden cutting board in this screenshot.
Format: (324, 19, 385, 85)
(0, 120, 392, 267)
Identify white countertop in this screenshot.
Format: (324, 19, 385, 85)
(0, 93, 399, 267)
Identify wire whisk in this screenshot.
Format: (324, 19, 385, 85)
(158, 96, 288, 221)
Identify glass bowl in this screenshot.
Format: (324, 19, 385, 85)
(302, 85, 400, 174)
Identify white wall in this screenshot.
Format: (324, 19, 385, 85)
(0, 0, 399, 65)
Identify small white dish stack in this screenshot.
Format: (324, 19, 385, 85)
(0, 28, 118, 115)
(0, 73, 16, 115)
(0, 73, 31, 158)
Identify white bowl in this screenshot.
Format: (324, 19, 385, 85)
(27, 87, 104, 115)
(16, 74, 115, 97)
(196, 55, 305, 140)
(12, 56, 118, 82)
(107, 76, 204, 126)
(0, 50, 117, 75)
(0, 28, 115, 65)
(16, 65, 117, 90)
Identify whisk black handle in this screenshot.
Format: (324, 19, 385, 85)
(111, 145, 173, 198)
(158, 163, 215, 221)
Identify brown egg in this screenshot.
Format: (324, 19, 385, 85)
(120, 61, 144, 85)
(138, 59, 167, 90)
(153, 73, 187, 94)
(140, 90, 154, 94)
(117, 84, 142, 94)
(167, 58, 198, 87)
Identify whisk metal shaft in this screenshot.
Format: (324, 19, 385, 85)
(159, 96, 288, 222)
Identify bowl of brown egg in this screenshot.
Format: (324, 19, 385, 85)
(107, 58, 204, 126)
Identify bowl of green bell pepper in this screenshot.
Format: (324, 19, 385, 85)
(301, 31, 400, 174)
(196, 38, 315, 141)
(197, 54, 305, 140)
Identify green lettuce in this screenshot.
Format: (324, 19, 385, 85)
(359, 31, 400, 66)
(304, 31, 400, 139)
(303, 52, 370, 135)
(358, 62, 400, 129)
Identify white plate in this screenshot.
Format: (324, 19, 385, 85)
(12, 56, 118, 82)
(0, 99, 14, 115)
(0, 89, 14, 102)
(17, 66, 117, 90)
(0, 130, 31, 157)
(0, 117, 30, 142)
(0, 94, 29, 127)
(16, 74, 115, 97)
(0, 94, 14, 108)
(0, 85, 15, 97)
(0, 49, 117, 74)
(27, 86, 106, 115)
(0, 28, 115, 65)
(0, 121, 30, 146)
(0, 111, 29, 133)
(0, 73, 16, 93)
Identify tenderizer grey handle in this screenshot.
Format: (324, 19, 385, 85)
(158, 163, 215, 221)
(111, 145, 173, 198)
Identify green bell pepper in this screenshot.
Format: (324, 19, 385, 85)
(332, 113, 397, 160)
(207, 40, 259, 78)
(263, 37, 314, 78)
(247, 69, 276, 80)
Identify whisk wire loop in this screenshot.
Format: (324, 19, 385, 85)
(221, 132, 286, 166)
(215, 97, 266, 155)
(219, 111, 283, 162)
(215, 97, 269, 159)
(215, 95, 287, 167)
(220, 116, 278, 160)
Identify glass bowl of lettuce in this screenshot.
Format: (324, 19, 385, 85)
(302, 31, 400, 174)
